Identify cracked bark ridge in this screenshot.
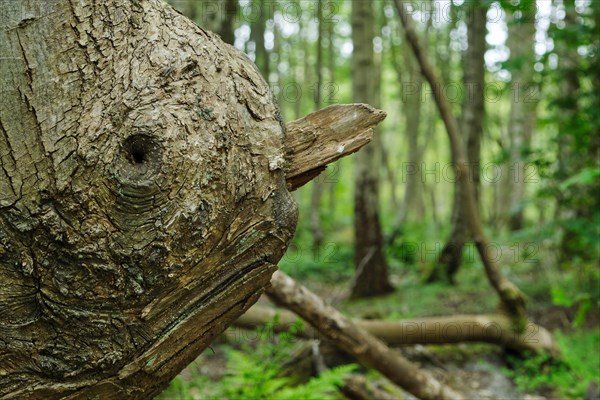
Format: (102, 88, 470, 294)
(0, 0, 297, 398)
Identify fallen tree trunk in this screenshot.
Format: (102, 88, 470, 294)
(235, 305, 558, 356)
(267, 271, 464, 400)
(0, 0, 385, 397)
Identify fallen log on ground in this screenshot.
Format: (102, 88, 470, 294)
(267, 271, 465, 400)
(235, 304, 558, 356)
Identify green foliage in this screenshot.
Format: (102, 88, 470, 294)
(559, 167, 600, 192)
(535, 0, 600, 263)
(503, 329, 600, 398)
(160, 325, 356, 400)
(550, 260, 600, 327)
(279, 232, 354, 282)
(215, 346, 355, 400)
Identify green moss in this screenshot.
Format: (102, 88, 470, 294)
(503, 328, 600, 398)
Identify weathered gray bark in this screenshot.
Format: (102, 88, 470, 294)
(351, 0, 394, 298)
(284, 104, 386, 190)
(0, 1, 385, 398)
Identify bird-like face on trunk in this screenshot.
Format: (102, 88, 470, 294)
(0, 0, 297, 392)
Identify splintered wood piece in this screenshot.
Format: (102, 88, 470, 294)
(284, 104, 386, 190)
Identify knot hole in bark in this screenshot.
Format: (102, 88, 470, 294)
(114, 134, 163, 184)
(124, 134, 154, 165)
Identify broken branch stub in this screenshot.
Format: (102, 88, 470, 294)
(284, 104, 387, 190)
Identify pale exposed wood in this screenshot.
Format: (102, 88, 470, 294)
(236, 304, 559, 356)
(267, 271, 464, 400)
(284, 104, 386, 190)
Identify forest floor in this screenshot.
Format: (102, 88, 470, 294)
(160, 241, 600, 400)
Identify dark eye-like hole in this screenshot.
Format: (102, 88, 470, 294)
(130, 144, 146, 164)
(123, 135, 152, 165)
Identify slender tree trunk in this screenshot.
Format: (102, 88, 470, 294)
(200, 1, 221, 33)
(385, 1, 434, 244)
(402, 44, 425, 223)
(289, 0, 302, 121)
(310, 0, 325, 250)
(170, 1, 237, 45)
(506, 8, 538, 231)
(394, 0, 527, 323)
(327, 13, 338, 219)
(251, 0, 269, 78)
(496, 125, 513, 228)
(219, 0, 238, 45)
(168, 0, 197, 22)
(429, 1, 486, 284)
(351, 0, 394, 298)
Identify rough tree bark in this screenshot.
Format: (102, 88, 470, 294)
(0, 1, 295, 398)
(0, 1, 385, 397)
(351, 0, 394, 298)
